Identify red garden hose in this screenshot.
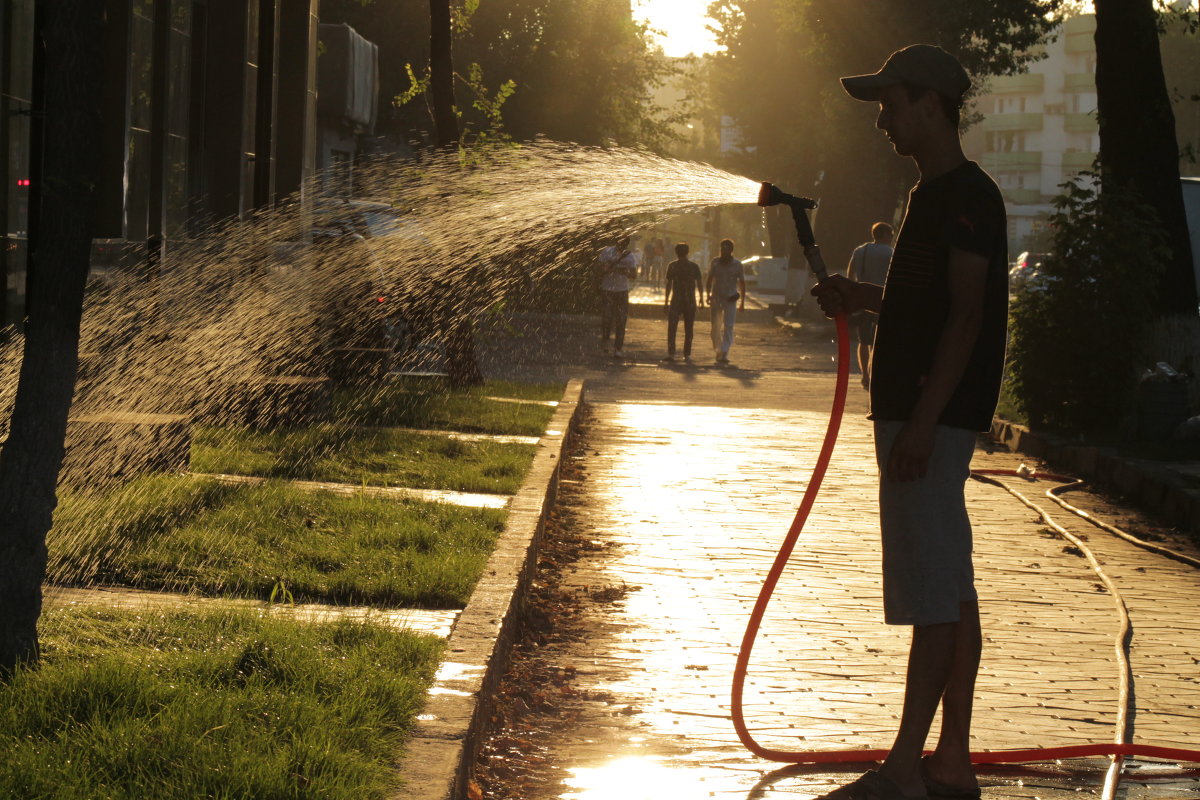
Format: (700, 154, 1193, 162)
(728, 312, 1200, 787)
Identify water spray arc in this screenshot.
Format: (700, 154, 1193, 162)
(730, 183, 1200, 794)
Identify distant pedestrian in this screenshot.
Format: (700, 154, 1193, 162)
(705, 238, 745, 364)
(652, 237, 667, 282)
(812, 44, 1008, 800)
(846, 222, 895, 390)
(597, 235, 638, 358)
(663, 242, 704, 361)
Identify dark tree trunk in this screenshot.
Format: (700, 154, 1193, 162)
(446, 318, 483, 388)
(1094, 0, 1195, 312)
(428, 0, 476, 381)
(430, 0, 459, 148)
(0, 1, 106, 675)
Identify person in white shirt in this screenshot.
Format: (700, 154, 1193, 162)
(846, 222, 895, 389)
(597, 235, 638, 358)
(705, 238, 745, 364)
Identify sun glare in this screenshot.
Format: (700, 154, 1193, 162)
(634, 0, 723, 58)
(564, 757, 712, 800)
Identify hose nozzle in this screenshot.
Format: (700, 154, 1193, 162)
(758, 182, 817, 211)
(758, 181, 827, 280)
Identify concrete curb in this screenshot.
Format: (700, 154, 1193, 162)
(990, 417, 1200, 534)
(392, 378, 586, 800)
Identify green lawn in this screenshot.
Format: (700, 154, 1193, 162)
(49, 474, 505, 608)
(0, 607, 441, 800)
(334, 378, 560, 435)
(191, 424, 536, 495)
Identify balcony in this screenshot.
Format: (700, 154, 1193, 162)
(1062, 151, 1098, 170)
(1064, 112, 1097, 133)
(981, 152, 1043, 171)
(1065, 33, 1094, 54)
(991, 73, 1045, 94)
(1002, 188, 1044, 205)
(1064, 72, 1095, 93)
(980, 112, 1044, 133)
(1063, 14, 1096, 35)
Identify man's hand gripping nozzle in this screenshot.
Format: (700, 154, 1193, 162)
(757, 182, 830, 282)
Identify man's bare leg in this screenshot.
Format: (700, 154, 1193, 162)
(877, 618, 959, 796)
(857, 342, 871, 389)
(925, 600, 982, 790)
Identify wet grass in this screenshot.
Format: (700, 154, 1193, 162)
(49, 474, 505, 607)
(191, 424, 536, 494)
(334, 378, 561, 435)
(0, 606, 441, 800)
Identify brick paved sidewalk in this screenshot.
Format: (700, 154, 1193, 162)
(475, 309, 1200, 799)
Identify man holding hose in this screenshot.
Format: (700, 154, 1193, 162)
(811, 45, 1008, 800)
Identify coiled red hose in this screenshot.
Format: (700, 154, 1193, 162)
(729, 313, 1200, 777)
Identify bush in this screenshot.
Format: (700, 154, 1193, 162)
(1007, 172, 1171, 433)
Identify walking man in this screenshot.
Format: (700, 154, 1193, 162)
(846, 222, 895, 390)
(663, 241, 704, 361)
(811, 44, 1008, 800)
(705, 238, 745, 364)
(597, 235, 638, 358)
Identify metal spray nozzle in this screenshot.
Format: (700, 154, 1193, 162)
(757, 181, 828, 281)
(757, 182, 817, 211)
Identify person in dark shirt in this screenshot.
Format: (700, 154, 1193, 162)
(811, 44, 1008, 800)
(663, 242, 704, 362)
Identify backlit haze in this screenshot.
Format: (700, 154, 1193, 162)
(634, 0, 723, 58)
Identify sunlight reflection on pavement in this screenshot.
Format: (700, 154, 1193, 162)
(476, 310, 1200, 799)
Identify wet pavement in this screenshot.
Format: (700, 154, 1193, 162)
(473, 295, 1200, 799)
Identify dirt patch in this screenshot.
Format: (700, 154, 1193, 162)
(470, 408, 628, 800)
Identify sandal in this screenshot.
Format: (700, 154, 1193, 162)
(817, 770, 929, 800)
(920, 757, 982, 799)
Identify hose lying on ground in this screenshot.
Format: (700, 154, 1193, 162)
(730, 316, 1200, 796)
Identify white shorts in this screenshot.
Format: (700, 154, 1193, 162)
(874, 421, 979, 626)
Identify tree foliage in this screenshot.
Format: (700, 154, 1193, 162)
(701, 0, 1064, 263)
(322, 0, 679, 150)
(1008, 172, 1170, 433)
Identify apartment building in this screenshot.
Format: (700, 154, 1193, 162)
(963, 14, 1101, 253)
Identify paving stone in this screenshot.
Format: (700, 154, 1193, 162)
(471, 306, 1200, 799)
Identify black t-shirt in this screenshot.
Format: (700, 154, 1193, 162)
(869, 161, 1008, 432)
(665, 259, 703, 306)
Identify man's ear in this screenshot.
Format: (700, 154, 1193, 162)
(915, 89, 940, 120)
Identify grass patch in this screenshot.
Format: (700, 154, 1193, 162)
(473, 378, 566, 402)
(191, 424, 536, 494)
(49, 474, 505, 607)
(333, 378, 561, 435)
(0, 606, 440, 800)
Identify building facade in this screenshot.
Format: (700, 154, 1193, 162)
(0, 0, 330, 334)
(0, 1, 37, 333)
(963, 14, 1101, 253)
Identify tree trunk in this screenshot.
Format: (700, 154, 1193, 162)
(446, 318, 483, 388)
(1094, 0, 1195, 312)
(0, 1, 106, 675)
(430, 0, 460, 148)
